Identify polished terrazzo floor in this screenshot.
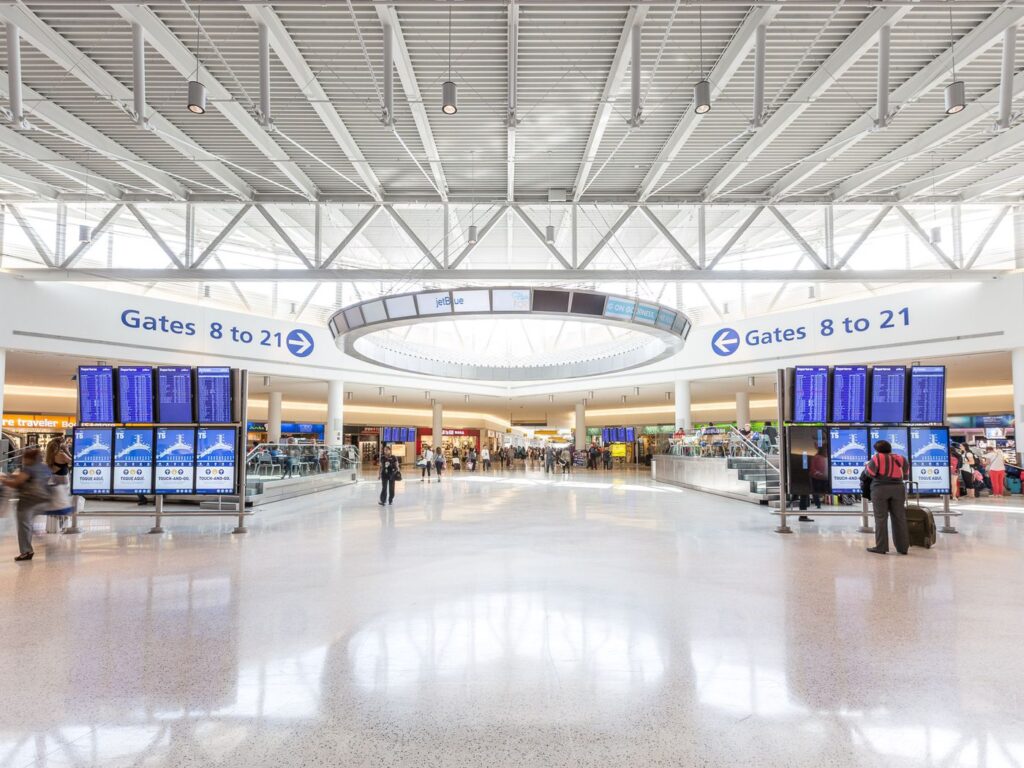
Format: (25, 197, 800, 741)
(2, 468, 1023, 767)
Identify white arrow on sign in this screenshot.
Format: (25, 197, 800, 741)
(713, 331, 739, 355)
(288, 333, 312, 355)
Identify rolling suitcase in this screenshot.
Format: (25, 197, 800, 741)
(1006, 476, 1021, 494)
(904, 481, 937, 549)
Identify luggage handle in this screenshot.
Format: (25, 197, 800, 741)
(906, 479, 921, 502)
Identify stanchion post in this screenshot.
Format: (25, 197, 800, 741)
(775, 368, 792, 534)
(149, 495, 164, 534)
(64, 497, 81, 534)
(940, 494, 958, 533)
(233, 369, 249, 534)
(858, 495, 874, 533)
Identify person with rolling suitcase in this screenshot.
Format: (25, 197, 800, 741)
(903, 482, 937, 549)
(862, 439, 910, 556)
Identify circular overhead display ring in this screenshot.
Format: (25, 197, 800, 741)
(329, 287, 692, 381)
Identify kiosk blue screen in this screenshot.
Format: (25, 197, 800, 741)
(196, 367, 232, 423)
(831, 366, 868, 423)
(78, 366, 115, 423)
(870, 366, 907, 422)
(117, 366, 154, 423)
(195, 428, 236, 494)
(870, 426, 909, 463)
(909, 366, 946, 423)
(909, 426, 951, 495)
(829, 427, 869, 493)
(70, 427, 113, 495)
(113, 428, 154, 494)
(157, 367, 193, 423)
(792, 366, 829, 423)
(155, 428, 196, 494)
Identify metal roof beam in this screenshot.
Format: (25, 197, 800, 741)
(638, 6, 780, 201)
(113, 4, 316, 200)
(638, 206, 699, 269)
(0, 162, 58, 198)
(578, 207, 634, 269)
(375, 5, 449, 201)
(895, 205, 958, 269)
(573, 4, 649, 202)
(451, 205, 508, 269)
(321, 206, 380, 270)
(768, 206, 829, 269)
(7, 204, 55, 265)
(506, 1, 519, 202)
(383, 204, 443, 268)
(243, 4, 383, 201)
(0, 123, 122, 198)
(511, 205, 573, 268)
(0, 4, 251, 200)
(60, 203, 124, 268)
(958, 163, 1024, 200)
(706, 4, 913, 200)
(770, 6, 1024, 198)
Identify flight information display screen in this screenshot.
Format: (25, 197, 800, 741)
(382, 427, 416, 442)
(792, 366, 829, 423)
(909, 366, 946, 423)
(112, 427, 154, 494)
(117, 366, 154, 423)
(155, 428, 195, 494)
(196, 367, 233, 423)
(829, 427, 869, 493)
(70, 427, 113, 495)
(195, 427, 236, 494)
(910, 426, 951, 495)
(78, 366, 115, 423)
(870, 366, 907, 423)
(831, 366, 868, 423)
(870, 426, 909, 464)
(157, 366, 194, 423)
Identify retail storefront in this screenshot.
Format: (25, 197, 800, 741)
(417, 428, 481, 462)
(2, 413, 77, 452)
(247, 421, 325, 445)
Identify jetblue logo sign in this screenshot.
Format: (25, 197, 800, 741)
(711, 327, 740, 357)
(435, 295, 464, 309)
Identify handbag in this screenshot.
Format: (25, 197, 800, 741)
(394, 468, 403, 482)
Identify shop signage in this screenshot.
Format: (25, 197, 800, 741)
(611, 444, 627, 457)
(2, 413, 77, 430)
(420, 428, 480, 437)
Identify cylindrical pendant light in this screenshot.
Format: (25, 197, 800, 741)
(442, 80, 457, 115)
(78, 224, 90, 242)
(944, 80, 965, 114)
(694, 79, 711, 114)
(187, 79, 206, 114)
(545, 224, 555, 244)
(468, 224, 478, 244)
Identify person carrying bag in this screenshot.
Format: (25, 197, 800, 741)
(861, 439, 909, 556)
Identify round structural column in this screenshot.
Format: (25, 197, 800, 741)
(575, 402, 586, 450)
(736, 391, 751, 428)
(1013, 348, 1024, 428)
(267, 391, 283, 443)
(0, 348, 6, 431)
(674, 380, 692, 431)
(327, 380, 344, 446)
(432, 400, 443, 451)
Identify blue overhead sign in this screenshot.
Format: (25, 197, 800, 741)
(711, 327, 740, 357)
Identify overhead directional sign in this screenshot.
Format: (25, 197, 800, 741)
(286, 329, 315, 358)
(711, 327, 740, 357)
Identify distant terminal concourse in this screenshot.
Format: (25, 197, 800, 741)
(3, 1, 1024, 766)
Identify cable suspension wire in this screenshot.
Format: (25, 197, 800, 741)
(180, 0, 256, 112)
(648, 130, 747, 197)
(390, 127, 444, 198)
(273, 128, 374, 197)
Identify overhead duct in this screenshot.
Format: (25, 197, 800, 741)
(996, 25, 1017, 131)
(5, 22, 26, 129)
(132, 23, 147, 128)
(258, 22, 271, 128)
(382, 22, 394, 126)
(875, 25, 891, 129)
(629, 22, 642, 126)
(751, 24, 766, 129)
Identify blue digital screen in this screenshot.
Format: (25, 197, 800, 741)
(870, 426, 909, 463)
(78, 366, 115, 423)
(113, 427, 154, 494)
(634, 304, 658, 325)
(831, 366, 868, 423)
(155, 428, 195, 495)
(792, 366, 829, 423)
(656, 308, 676, 329)
(382, 427, 392, 442)
(871, 366, 907, 423)
(196, 367, 232, 423)
(70, 428, 112, 495)
(603, 297, 636, 320)
(829, 427, 869, 493)
(602, 428, 610, 444)
(195, 427, 236, 494)
(910, 426, 951, 495)
(118, 366, 154, 423)
(281, 422, 325, 438)
(909, 366, 945, 423)
(157, 366, 193, 423)
(625, 427, 635, 442)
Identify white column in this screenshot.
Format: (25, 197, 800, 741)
(267, 391, 283, 443)
(432, 400, 443, 451)
(575, 402, 586, 450)
(674, 380, 692, 431)
(327, 379, 344, 446)
(0, 348, 6, 429)
(1013, 348, 1024, 429)
(736, 391, 751, 428)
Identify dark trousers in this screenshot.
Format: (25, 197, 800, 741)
(422, 462, 432, 478)
(871, 483, 909, 553)
(435, 461, 443, 479)
(379, 476, 396, 504)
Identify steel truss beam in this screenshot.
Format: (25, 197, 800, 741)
(12, 268, 1006, 283)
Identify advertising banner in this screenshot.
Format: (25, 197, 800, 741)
(829, 427, 869, 493)
(910, 426, 951, 495)
(155, 428, 196, 494)
(112, 428, 154, 494)
(71, 428, 112, 495)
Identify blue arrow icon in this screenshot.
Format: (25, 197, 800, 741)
(286, 329, 315, 358)
(711, 327, 740, 357)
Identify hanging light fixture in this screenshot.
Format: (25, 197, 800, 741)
(441, 6, 457, 114)
(468, 224, 478, 244)
(693, 6, 711, 114)
(545, 224, 555, 244)
(467, 149, 477, 244)
(187, 3, 206, 113)
(944, 9, 965, 115)
(78, 224, 90, 242)
(930, 226, 943, 244)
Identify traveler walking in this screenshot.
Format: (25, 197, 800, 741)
(2, 446, 53, 561)
(862, 439, 910, 555)
(544, 445, 555, 474)
(378, 445, 400, 505)
(420, 445, 434, 481)
(559, 446, 571, 475)
(481, 446, 491, 472)
(434, 448, 444, 482)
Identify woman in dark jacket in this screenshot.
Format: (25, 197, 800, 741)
(378, 444, 400, 506)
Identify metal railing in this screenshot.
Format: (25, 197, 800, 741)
(246, 442, 360, 482)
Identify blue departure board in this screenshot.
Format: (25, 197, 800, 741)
(157, 367, 194, 423)
(870, 366, 907, 423)
(831, 366, 868, 423)
(909, 366, 945, 423)
(196, 367, 233, 423)
(117, 366, 154, 423)
(792, 366, 829, 423)
(78, 366, 115, 423)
